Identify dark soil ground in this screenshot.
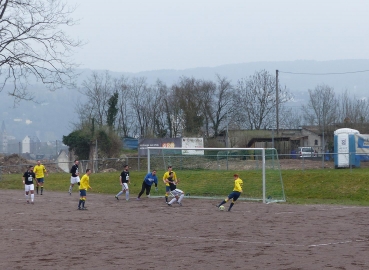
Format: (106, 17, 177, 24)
(0, 190, 368, 269)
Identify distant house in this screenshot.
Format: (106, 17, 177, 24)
(22, 136, 31, 153)
(57, 150, 69, 172)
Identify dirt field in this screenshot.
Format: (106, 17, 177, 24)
(0, 190, 368, 270)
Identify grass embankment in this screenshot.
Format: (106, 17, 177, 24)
(1, 168, 369, 205)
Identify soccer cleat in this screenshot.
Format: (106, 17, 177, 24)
(147, 194, 150, 198)
(167, 203, 172, 207)
(126, 199, 129, 201)
(27, 201, 30, 204)
(82, 207, 88, 210)
(69, 191, 71, 195)
(78, 207, 81, 210)
(177, 202, 182, 206)
(115, 195, 119, 201)
(136, 198, 141, 201)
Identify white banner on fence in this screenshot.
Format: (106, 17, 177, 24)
(181, 138, 204, 155)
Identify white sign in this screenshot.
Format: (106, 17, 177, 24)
(182, 138, 204, 155)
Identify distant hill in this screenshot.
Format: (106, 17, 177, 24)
(1, 59, 369, 141)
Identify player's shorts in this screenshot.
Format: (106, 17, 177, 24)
(79, 189, 87, 196)
(37, 178, 44, 183)
(70, 176, 80, 184)
(170, 188, 184, 197)
(25, 184, 34, 192)
(227, 191, 241, 202)
(121, 183, 129, 190)
(165, 185, 171, 192)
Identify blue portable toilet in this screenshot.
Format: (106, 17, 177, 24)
(334, 128, 360, 168)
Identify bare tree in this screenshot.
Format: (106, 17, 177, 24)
(80, 71, 113, 127)
(115, 76, 132, 138)
(0, 0, 82, 102)
(337, 90, 369, 127)
(237, 70, 292, 130)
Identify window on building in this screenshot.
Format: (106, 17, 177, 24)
(315, 140, 318, 145)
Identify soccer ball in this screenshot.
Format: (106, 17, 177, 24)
(219, 205, 225, 211)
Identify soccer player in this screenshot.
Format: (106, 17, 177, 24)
(33, 160, 48, 195)
(23, 165, 36, 204)
(163, 165, 177, 204)
(216, 174, 243, 212)
(78, 168, 92, 210)
(167, 172, 184, 207)
(137, 169, 158, 200)
(68, 160, 80, 195)
(115, 165, 130, 201)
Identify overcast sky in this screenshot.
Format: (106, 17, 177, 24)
(67, 0, 369, 73)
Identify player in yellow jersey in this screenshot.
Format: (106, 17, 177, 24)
(216, 174, 243, 212)
(33, 160, 48, 195)
(162, 166, 177, 204)
(78, 169, 92, 210)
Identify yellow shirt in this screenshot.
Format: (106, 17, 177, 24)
(79, 174, 91, 190)
(233, 178, 243, 192)
(33, 164, 46, 178)
(163, 171, 177, 186)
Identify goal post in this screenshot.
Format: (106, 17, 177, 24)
(147, 147, 286, 204)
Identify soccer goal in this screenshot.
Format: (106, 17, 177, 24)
(147, 147, 286, 203)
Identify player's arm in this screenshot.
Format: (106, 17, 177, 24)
(22, 174, 25, 185)
(119, 175, 123, 185)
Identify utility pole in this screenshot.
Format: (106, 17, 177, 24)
(276, 70, 279, 135)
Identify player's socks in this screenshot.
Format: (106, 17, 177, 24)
(116, 191, 123, 197)
(217, 200, 226, 207)
(31, 194, 34, 202)
(25, 194, 29, 201)
(228, 202, 234, 211)
(41, 186, 43, 195)
(82, 199, 86, 208)
(168, 198, 176, 205)
(78, 199, 83, 208)
(36, 186, 39, 194)
(68, 186, 72, 194)
(165, 195, 168, 203)
(125, 191, 129, 200)
(178, 194, 184, 203)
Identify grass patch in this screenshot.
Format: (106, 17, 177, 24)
(1, 168, 369, 205)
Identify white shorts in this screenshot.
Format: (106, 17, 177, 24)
(170, 188, 183, 197)
(122, 183, 129, 190)
(70, 176, 80, 184)
(25, 184, 34, 192)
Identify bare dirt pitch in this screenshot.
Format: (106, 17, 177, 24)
(0, 190, 368, 270)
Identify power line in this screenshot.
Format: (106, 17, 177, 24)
(279, 69, 369, 75)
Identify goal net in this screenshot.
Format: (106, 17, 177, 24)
(147, 147, 285, 203)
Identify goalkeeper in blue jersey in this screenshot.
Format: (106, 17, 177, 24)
(216, 174, 243, 211)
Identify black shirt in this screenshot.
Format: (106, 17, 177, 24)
(23, 171, 36, 185)
(70, 164, 79, 177)
(120, 170, 130, 183)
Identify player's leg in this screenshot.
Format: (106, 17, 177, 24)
(165, 186, 170, 203)
(36, 179, 39, 194)
(123, 183, 129, 201)
(68, 176, 74, 195)
(39, 178, 44, 195)
(177, 189, 184, 205)
(137, 182, 146, 199)
(217, 192, 234, 207)
(115, 184, 124, 200)
(168, 190, 179, 205)
(25, 185, 30, 203)
(78, 189, 86, 209)
(30, 184, 35, 204)
(228, 192, 240, 211)
(146, 185, 152, 197)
